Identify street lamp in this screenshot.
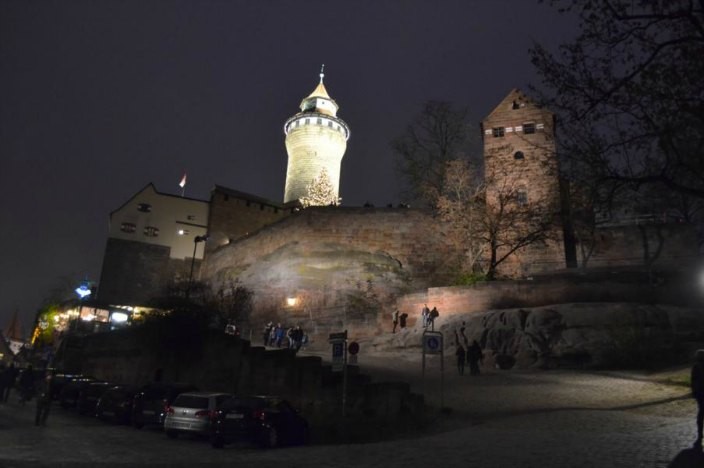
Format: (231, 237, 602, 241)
(186, 235, 208, 300)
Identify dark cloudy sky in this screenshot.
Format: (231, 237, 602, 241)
(0, 0, 577, 332)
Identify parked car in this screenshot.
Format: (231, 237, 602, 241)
(59, 376, 97, 409)
(96, 384, 139, 424)
(51, 373, 92, 401)
(163, 391, 232, 439)
(132, 382, 198, 429)
(209, 396, 309, 449)
(77, 381, 113, 415)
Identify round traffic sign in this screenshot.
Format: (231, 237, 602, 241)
(348, 341, 360, 355)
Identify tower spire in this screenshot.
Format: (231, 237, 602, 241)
(319, 64, 325, 84)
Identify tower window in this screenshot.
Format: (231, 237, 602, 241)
(516, 191, 528, 206)
(120, 222, 136, 233)
(492, 127, 505, 138)
(523, 123, 536, 134)
(328, 121, 333, 127)
(317, 118, 322, 125)
(305, 118, 310, 125)
(512, 100, 521, 110)
(137, 203, 152, 212)
(514, 151, 525, 160)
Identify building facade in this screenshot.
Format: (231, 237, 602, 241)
(480, 89, 575, 275)
(98, 183, 209, 305)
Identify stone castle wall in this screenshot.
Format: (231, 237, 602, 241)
(98, 238, 195, 305)
(206, 189, 292, 254)
(202, 207, 454, 342)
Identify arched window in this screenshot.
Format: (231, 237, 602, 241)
(514, 151, 524, 160)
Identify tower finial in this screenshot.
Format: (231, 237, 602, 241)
(319, 64, 325, 84)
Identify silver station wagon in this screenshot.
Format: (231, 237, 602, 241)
(164, 391, 232, 438)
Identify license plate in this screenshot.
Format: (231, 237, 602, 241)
(142, 409, 155, 415)
(225, 414, 244, 419)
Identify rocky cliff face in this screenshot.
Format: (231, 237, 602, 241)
(368, 303, 704, 369)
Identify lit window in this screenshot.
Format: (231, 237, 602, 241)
(137, 203, 152, 212)
(144, 226, 159, 237)
(523, 123, 536, 134)
(178, 229, 190, 236)
(120, 222, 136, 233)
(492, 127, 505, 137)
(514, 151, 525, 160)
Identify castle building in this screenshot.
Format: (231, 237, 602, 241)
(283, 66, 350, 204)
(480, 89, 576, 274)
(98, 183, 209, 305)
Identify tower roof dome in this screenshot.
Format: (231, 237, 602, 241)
(299, 64, 339, 116)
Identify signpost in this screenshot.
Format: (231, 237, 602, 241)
(348, 341, 359, 365)
(421, 330, 444, 409)
(329, 330, 348, 417)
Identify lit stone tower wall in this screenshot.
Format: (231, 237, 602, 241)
(481, 88, 571, 275)
(283, 67, 350, 204)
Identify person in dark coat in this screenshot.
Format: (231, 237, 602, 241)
(691, 349, 704, 447)
(455, 345, 466, 375)
(3, 363, 18, 402)
(18, 364, 35, 405)
(467, 340, 483, 376)
(35, 370, 55, 426)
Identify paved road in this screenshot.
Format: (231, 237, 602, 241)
(0, 353, 702, 468)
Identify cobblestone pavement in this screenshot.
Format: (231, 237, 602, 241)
(0, 352, 701, 468)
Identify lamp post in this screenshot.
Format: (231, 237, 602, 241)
(73, 280, 92, 333)
(186, 235, 207, 300)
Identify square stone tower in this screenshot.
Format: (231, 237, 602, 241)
(480, 89, 574, 276)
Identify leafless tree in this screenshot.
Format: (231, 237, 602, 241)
(392, 101, 478, 206)
(530, 1, 704, 202)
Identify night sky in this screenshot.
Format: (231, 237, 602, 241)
(0, 1, 577, 333)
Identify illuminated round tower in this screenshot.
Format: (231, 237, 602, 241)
(283, 66, 350, 204)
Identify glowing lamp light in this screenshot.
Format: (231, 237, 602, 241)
(75, 283, 92, 299)
(81, 314, 95, 322)
(111, 312, 129, 323)
(286, 297, 298, 307)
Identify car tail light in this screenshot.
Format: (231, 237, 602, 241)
(165, 405, 174, 414)
(253, 409, 266, 421)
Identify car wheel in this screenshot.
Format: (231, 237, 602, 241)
(166, 430, 178, 439)
(211, 437, 224, 449)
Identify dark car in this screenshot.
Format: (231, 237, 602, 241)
(96, 384, 139, 424)
(51, 373, 87, 401)
(77, 381, 112, 415)
(131, 382, 198, 429)
(59, 376, 97, 409)
(210, 396, 309, 449)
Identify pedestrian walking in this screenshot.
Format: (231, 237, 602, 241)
(392, 310, 399, 333)
(467, 340, 484, 376)
(692, 349, 704, 447)
(3, 363, 18, 402)
(455, 345, 466, 375)
(399, 313, 408, 329)
(428, 307, 439, 330)
(35, 370, 55, 426)
(421, 304, 430, 328)
(262, 322, 273, 347)
(459, 321, 467, 345)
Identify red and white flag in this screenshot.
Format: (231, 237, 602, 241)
(179, 173, 187, 188)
